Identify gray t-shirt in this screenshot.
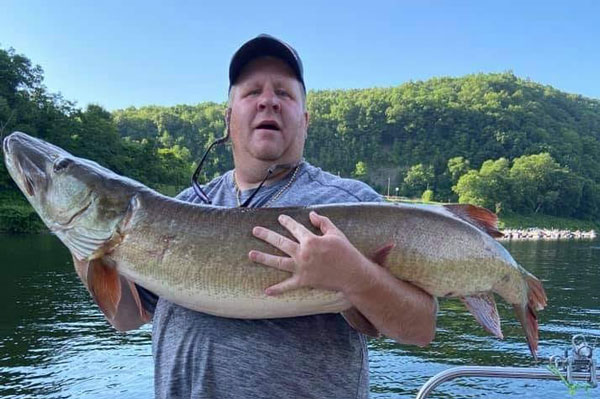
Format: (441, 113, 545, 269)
(151, 161, 382, 399)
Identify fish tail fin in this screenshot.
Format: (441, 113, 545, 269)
(513, 273, 547, 360)
(513, 303, 539, 360)
(525, 272, 547, 311)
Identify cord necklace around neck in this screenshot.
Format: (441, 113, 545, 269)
(233, 163, 301, 208)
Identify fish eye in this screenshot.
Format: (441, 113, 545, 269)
(53, 157, 73, 173)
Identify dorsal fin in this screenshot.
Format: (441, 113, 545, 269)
(443, 204, 503, 238)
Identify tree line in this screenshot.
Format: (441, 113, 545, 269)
(1, 46, 599, 231)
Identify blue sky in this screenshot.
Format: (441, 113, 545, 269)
(1, 0, 598, 110)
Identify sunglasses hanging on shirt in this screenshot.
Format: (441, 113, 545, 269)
(191, 132, 297, 208)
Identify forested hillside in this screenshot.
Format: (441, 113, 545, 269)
(1, 47, 599, 231)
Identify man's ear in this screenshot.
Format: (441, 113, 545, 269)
(304, 111, 310, 138)
(225, 107, 232, 128)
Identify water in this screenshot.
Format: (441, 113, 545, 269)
(1, 235, 598, 398)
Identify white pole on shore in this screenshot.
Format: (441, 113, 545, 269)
(387, 177, 390, 197)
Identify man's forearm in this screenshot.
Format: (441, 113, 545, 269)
(343, 257, 438, 346)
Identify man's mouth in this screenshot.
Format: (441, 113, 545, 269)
(255, 120, 281, 131)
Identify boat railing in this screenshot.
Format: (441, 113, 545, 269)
(415, 334, 598, 399)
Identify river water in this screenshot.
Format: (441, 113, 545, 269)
(0, 235, 598, 398)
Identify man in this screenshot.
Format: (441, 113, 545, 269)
(151, 34, 437, 399)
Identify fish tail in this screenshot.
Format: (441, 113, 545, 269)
(513, 273, 547, 359)
(525, 272, 547, 311)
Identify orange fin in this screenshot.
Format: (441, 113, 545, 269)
(461, 293, 503, 339)
(526, 272, 547, 311)
(444, 204, 503, 238)
(514, 304, 539, 360)
(513, 273, 547, 360)
(73, 256, 150, 331)
(371, 242, 396, 267)
(111, 277, 152, 331)
(342, 307, 380, 338)
(87, 258, 121, 320)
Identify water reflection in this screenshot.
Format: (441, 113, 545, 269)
(0, 235, 598, 398)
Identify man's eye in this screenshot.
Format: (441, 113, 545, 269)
(276, 89, 290, 97)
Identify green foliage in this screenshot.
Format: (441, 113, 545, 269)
(499, 211, 599, 231)
(454, 158, 510, 212)
(509, 153, 582, 216)
(447, 156, 470, 183)
(0, 194, 45, 233)
(546, 365, 591, 396)
(1, 45, 600, 232)
(404, 164, 434, 196)
(453, 153, 596, 219)
(352, 161, 368, 181)
(421, 189, 434, 202)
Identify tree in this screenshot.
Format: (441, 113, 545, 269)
(352, 161, 368, 181)
(453, 158, 510, 212)
(447, 156, 470, 184)
(422, 189, 434, 202)
(509, 153, 579, 215)
(404, 164, 434, 196)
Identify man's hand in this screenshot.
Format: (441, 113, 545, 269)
(249, 211, 371, 296)
(250, 210, 438, 347)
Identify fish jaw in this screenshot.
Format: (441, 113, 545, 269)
(2, 132, 142, 260)
(3, 132, 96, 230)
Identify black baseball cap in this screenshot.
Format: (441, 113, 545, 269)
(229, 34, 305, 93)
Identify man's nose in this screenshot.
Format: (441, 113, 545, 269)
(257, 91, 281, 112)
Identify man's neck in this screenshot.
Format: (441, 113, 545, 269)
(233, 158, 301, 191)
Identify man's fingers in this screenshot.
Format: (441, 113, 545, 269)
(249, 250, 295, 272)
(278, 214, 312, 240)
(253, 226, 298, 255)
(309, 211, 338, 235)
(265, 276, 301, 296)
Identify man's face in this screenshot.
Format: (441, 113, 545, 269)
(228, 56, 308, 165)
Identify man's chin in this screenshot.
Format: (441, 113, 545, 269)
(249, 147, 286, 163)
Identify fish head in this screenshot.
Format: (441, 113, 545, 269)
(3, 132, 140, 258)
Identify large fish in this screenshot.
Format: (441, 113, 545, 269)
(3, 132, 547, 357)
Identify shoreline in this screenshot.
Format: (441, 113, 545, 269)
(499, 228, 597, 241)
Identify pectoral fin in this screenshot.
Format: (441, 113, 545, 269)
(73, 256, 151, 331)
(371, 242, 396, 267)
(88, 258, 121, 320)
(461, 293, 503, 339)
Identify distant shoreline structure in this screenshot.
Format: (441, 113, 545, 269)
(499, 228, 597, 240)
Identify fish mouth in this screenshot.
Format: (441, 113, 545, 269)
(23, 173, 35, 196)
(3, 132, 53, 197)
(4, 150, 36, 197)
(2, 135, 10, 155)
(12, 154, 45, 197)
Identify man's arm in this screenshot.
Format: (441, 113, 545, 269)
(249, 211, 437, 346)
